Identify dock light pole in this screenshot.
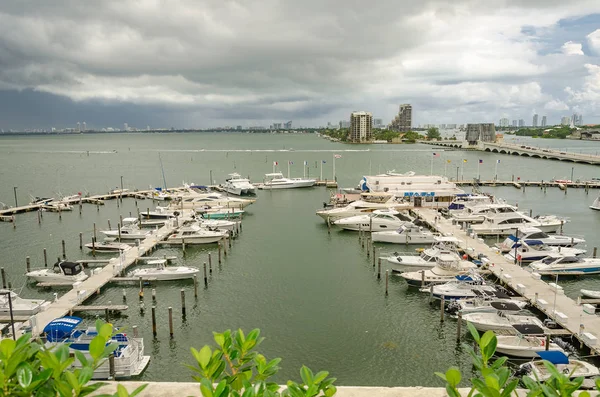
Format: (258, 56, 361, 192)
(13, 187, 17, 207)
(0, 291, 16, 340)
(120, 176, 124, 192)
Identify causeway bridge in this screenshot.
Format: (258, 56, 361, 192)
(420, 140, 600, 165)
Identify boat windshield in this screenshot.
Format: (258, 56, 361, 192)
(541, 256, 558, 265)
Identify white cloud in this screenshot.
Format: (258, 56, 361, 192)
(566, 64, 600, 110)
(561, 41, 584, 55)
(544, 99, 569, 111)
(588, 29, 600, 54)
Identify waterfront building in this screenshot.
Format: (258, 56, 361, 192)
(541, 116, 547, 127)
(283, 121, 292, 129)
(389, 104, 412, 132)
(518, 119, 524, 127)
(465, 123, 496, 145)
(532, 114, 538, 127)
(124, 123, 128, 131)
(561, 116, 570, 126)
(499, 118, 509, 127)
(512, 120, 517, 127)
(349, 111, 373, 142)
(77, 122, 81, 132)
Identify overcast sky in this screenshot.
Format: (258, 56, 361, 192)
(0, 1, 599, 130)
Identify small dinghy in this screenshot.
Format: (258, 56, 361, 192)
(580, 289, 600, 299)
(517, 351, 600, 383)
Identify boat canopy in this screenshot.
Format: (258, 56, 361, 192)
(44, 316, 82, 342)
(535, 350, 570, 364)
(512, 323, 545, 335)
(56, 261, 85, 275)
(489, 301, 522, 312)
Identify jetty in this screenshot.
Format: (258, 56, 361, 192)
(453, 180, 600, 190)
(412, 208, 600, 354)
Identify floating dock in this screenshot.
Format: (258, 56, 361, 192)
(412, 208, 600, 355)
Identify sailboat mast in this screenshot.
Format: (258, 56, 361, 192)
(159, 153, 168, 190)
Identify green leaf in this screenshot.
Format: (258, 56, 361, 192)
(200, 378, 214, 397)
(99, 323, 113, 340)
(324, 385, 337, 397)
(78, 366, 94, 386)
(484, 374, 499, 391)
(214, 380, 228, 397)
(64, 370, 80, 392)
(578, 392, 591, 397)
(467, 322, 480, 343)
(445, 367, 461, 388)
(17, 364, 33, 388)
(446, 385, 461, 397)
(214, 333, 225, 348)
(128, 384, 149, 397)
(117, 384, 129, 397)
(300, 365, 314, 386)
(198, 345, 212, 369)
(0, 338, 16, 359)
(313, 370, 329, 385)
(89, 335, 106, 361)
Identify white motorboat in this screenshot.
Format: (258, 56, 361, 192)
(26, 261, 88, 284)
(462, 311, 546, 333)
(195, 207, 245, 220)
(372, 222, 437, 244)
(447, 298, 528, 315)
(503, 240, 585, 264)
(590, 195, 600, 211)
(129, 260, 200, 281)
(84, 241, 132, 253)
(580, 289, 600, 299)
(518, 351, 600, 383)
(496, 335, 564, 358)
(529, 254, 600, 276)
(259, 173, 316, 189)
(424, 274, 499, 301)
(29, 196, 54, 205)
(223, 173, 256, 195)
(471, 213, 565, 236)
(385, 237, 463, 269)
(400, 256, 478, 287)
(316, 197, 408, 222)
(0, 289, 49, 315)
(42, 202, 74, 212)
(140, 206, 177, 219)
(197, 219, 238, 232)
(449, 203, 523, 224)
(495, 227, 585, 252)
(446, 194, 494, 210)
(167, 224, 227, 244)
(175, 194, 254, 209)
(101, 218, 152, 240)
(44, 316, 150, 379)
(333, 209, 411, 232)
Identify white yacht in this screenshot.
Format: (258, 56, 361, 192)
(529, 254, 600, 276)
(167, 224, 227, 244)
(372, 222, 437, 244)
(196, 219, 239, 232)
(196, 207, 245, 220)
(174, 194, 254, 209)
(448, 299, 528, 315)
(140, 206, 176, 219)
(223, 173, 256, 195)
(101, 218, 151, 240)
(503, 240, 585, 263)
(518, 352, 600, 383)
(590, 195, 600, 211)
(129, 260, 200, 281)
(462, 311, 546, 333)
(400, 255, 477, 287)
(496, 334, 564, 358)
(259, 173, 316, 189)
(449, 203, 522, 224)
(316, 197, 408, 222)
(42, 202, 74, 212)
(0, 289, 49, 315)
(333, 209, 411, 231)
(385, 237, 463, 269)
(495, 227, 585, 252)
(425, 275, 499, 301)
(26, 261, 88, 284)
(447, 194, 494, 210)
(84, 241, 131, 253)
(471, 213, 564, 235)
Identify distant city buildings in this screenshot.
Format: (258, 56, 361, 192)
(572, 113, 583, 126)
(498, 118, 510, 127)
(339, 120, 351, 129)
(349, 111, 373, 142)
(236, 125, 242, 130)
(272, 123, 282, 129)
(512, 120, 517, 127)
(77, 122, 81, 132)
(541, 116, 546, 127)
(283, 121, 292, 129)
(561, 116, 571, 125)
(518, 119, 524, 127)
(373, 118, 383, 128)
(389, 104, 412, 132)
(82, 122, 86, 132)
(124, 123, 129, 132)
(532, 114, 538, 127)
(465, 123, 496, 145)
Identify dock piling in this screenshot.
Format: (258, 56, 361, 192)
(152, 288, 156, 303)
(79, 232, 83, 250)
(327, 218, 331, 234)
(151, 306, 157, 337)
(26, 256, 30, 273)
(118, 223, 121, 241)
(61, 240, 66, 259)
(122, 289, 127, 302)
(105, 308, 109, 323)
(440, 296, 445, 322)
(208, 253, 212, 270)
(1, 268, 6, 289)
(366, 237, 370, 258)
(37, 209, 41, 224)
(218, 242, 222, 263)
(43, 248, 47, 267)
(377, 258, 381, 279)
(133, 325, 138, 338)
(194, 275, 198, 297)
(223, 237, 227, 257)
(168, 307, 174, 338)
(180, 289, 186, 317)
(109, 354, 115, 379)
(594, 247, 598, 258)
(108, 219, 111, 229)
(385, 270, 389, 295)
(372, 246, 376, 266)
(456, 312, 462, 341)
(138, 277, 144, 298)
(228, 233, 232, 249)
(203, 263, 208, 286)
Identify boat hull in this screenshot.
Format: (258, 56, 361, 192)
(372, 233, 436, 244)
(167, 236, 223, 244)
(260, 180, 316, 189)
(26, 271, 88, 284)
(130, 268, 200, 280)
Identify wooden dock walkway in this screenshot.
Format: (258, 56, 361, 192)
(412, 208, 600, 355)
(454, 180, 600, 190)
(28, 215, 192, 337)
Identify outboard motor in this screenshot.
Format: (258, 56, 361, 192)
(446, 301, 461, 315)
(552, 337, 576, 353)
(513, 363, 532, 378)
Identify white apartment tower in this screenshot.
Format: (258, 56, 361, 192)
(350, 111, 373, 142)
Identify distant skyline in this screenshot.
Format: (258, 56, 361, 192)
(0, 2, 599, 129)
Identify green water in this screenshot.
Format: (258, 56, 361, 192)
(1, 132, 600, 385)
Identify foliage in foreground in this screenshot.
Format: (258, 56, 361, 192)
(187, 329, 337, 397)
(437, 323, 600, 397)
(0, 319, 146, 397)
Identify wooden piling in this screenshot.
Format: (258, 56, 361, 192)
(109, 354, 115, 379)
(372, 246, 376, 266)
(180, 289, 186, 317)
(133, 325, 138, 338)
(594, 247, 598, 259)
(327, 217, 331, 235)
(193, 275, 198, 297)
(456, 312, 462, 341)
(168, 307, 174, 338)
(208, 253, 212, 270)
(218, 242, 222, 263)
(61, 240, 66, 259)
(118, 223, 121, 241)
(1, 268, 6, 289)
(122, 289, 127, 302)
(43, 248, 48, 267)
(358, 225, 362, 244)
(37, 209, 41, 224)
(366, 237, 370, 258)
(108, 219, 111, 229)
(440, 296, 445, 322)
(26, 256, 31, 273)
(203, 263, 208, 286)
(228, 233, 232, 248)
(377, 258, 381, 279)
(138, 277, 144, 298)
(105, 308, 109, 323)
(385, 270, 389, 295)
(223, 237, 227, 257)
(79, 200, 82, 215)
(152, 288, 156, 303)
(545, 334, 550, 351)
(151, 306, 157, 337)
(79, 232, 83, 250)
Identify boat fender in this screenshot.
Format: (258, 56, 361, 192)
(540, 339, 545, 347)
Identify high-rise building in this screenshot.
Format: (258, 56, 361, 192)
(77, 122, 81, 132)
(283, 121, 292, 129)
(499, 118, 509, 127)
(541, 116, 547, 127)
(465, 123, 496, 145)
(512, 120, 517, 127)
(532, 114, 538, 127)
(124, 123, 129, 131)
(390, 104, 412, 131)
(578, 114, 583, 125)
(373, 118, 383, 128)
(349, 111, 373, 142)
(572, 113, 583, 126)
(82, 122, 87, 132)
(561, 116, 570, 126)
(518, 119, 524, 127)
(339, 120, 351, 129)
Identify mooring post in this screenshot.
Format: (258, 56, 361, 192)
(372, 246, 376, 266)
(182, 238, 186, 253)
(37, 209, 41, 224)
(109, 354, 115, 380)
(456, 312, 462, 341)
(366, 237, 370, 258)
(223, 237, 227, 257)
(133, 325, 138, 338)
(358, 225, 362, 244)
(26, 256, 31, 273)
(208, 253, 212, 270)
(203, 263, 208, 286)
(440, 295, 445, 322)
(1, 268, 6, 289)
(108, 219, 111, 229)
(218, 242, 222, 263)
(594, 247, 598, 259)
(61, 240, 66, 259)
(180, 289, 186, 317)
(545, 334, 550, 351)
(43, 248, 48, 267)
(151, 306, 157, 337)
(79, 200, 82, 215)
(378, 258, 381, 279)
(385, 270, 389, 295)
(139, 277, 144, 298)
(79, 232, 83, 250)
(122, 289, 127, 302)
(118, 223, 121, 241)
(327, 217, 331, 235)
(152, 288, 156, 303)
(193, 275, 198, 297)
(105, 308, 109, 323)
(169, 307, 174, 338)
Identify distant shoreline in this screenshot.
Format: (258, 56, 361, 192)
(0, 130, 317, 136)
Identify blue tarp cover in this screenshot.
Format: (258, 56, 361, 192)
(536, 350, 570, 364)
(43, 316, 82, 342)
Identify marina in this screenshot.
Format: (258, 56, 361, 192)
(2, 132, 600, 387)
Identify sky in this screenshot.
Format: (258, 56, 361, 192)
(0, 1, 600, 130)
